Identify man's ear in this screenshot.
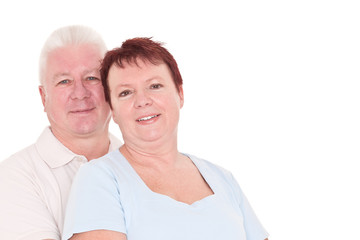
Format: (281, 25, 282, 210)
(39, 86, 46, 112)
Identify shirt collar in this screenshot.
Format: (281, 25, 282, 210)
(35, 127, 122, 169)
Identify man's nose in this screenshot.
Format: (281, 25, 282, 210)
(71, 80, 91, 99)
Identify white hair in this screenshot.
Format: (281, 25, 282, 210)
(39, 25, 107, 85)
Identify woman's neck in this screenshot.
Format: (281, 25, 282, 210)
(120, 139, 182, 170)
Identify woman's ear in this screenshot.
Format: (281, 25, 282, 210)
(178, 86, 184, 108)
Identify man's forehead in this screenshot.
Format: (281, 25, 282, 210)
(51, 68, 100, 79)
(47, 44, 102, 65)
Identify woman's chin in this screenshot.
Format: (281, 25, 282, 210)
(140, 133, 164, 143)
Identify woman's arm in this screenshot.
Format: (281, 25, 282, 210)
(62, 163, 127, 240)
(70, 230, 126, 240)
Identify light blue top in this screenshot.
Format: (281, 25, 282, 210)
(62, 150, 268, 240)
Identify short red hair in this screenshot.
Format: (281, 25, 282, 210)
(100, 37, 183, 108)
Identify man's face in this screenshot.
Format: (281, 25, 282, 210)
(39, 44, 111, 139)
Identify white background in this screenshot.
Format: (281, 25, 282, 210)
(0, 0, 359, 239)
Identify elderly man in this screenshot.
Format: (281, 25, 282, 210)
(0, 25, 122, 240)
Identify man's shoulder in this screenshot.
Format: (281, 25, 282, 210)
(0, 143, 43, 203)
(1, 127, 52, 167)
(0, 143, 38, 170)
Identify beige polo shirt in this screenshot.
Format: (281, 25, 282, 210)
(0, 127, 122, 240)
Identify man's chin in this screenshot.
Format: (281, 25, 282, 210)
(71, 125, 99, 136)
(66, 120, 101, 135)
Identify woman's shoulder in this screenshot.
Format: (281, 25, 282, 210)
(79, 150, 125, 175)
(185, 153, 247, 205)
(184, 153, 234, 182)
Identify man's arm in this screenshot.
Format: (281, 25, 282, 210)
(0, 162, 60, 240)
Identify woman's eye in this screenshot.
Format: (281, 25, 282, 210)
(119, 90, 131, 97)
(150, 84, 163, 89)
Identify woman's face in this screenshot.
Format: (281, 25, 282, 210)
(108, 59, 184, 145)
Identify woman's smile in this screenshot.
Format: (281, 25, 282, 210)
(136, 114, 161, 123)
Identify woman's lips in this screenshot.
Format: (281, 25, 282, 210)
(136, 114, 160, 122)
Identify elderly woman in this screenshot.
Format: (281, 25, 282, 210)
(62, 38, 269, 240)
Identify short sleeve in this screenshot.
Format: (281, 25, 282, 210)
(62, 161, 126, 240)
(0, 163, 60, 240)
(229, 173, 269, 240)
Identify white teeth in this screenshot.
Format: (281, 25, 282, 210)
(137, 115, 159, 122)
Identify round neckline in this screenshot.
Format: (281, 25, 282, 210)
(115, 149, 217, 207)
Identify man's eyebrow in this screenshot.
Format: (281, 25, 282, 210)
(82, 68, 100, 75)
(52, 73, 70, 81)
(54, 73, 69, 76)
(52, 69, 100, 80)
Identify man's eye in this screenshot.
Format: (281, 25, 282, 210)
(87, 76, 99, 81)
(58, 80, 69, 85)
(119, 90, 131, 97)
(150, 84, 163, 89)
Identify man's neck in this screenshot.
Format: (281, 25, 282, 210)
(51, 127, 110, 161)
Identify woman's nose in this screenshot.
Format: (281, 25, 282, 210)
(134, 90, 152, 108)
